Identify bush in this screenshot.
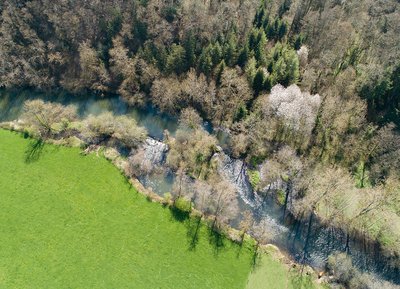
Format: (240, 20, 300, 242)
(248, 169, 260, 190)
(174, 197, 192, 214)
(327, 252, 357, 286)
(276, 189, 285, 205)
(21, 100, 77, 138)
(81, 112, 147, 148)
(163, 192, 172, 206)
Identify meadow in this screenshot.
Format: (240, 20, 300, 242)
(0, 129, 314, 289)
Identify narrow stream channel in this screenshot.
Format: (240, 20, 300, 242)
(1, 89, 399, 287)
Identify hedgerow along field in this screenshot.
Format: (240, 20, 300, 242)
(0, 129, 315, 288)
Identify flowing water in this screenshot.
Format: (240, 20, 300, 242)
(1, 89, 399, 287)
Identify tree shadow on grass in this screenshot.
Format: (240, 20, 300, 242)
(24, 139, 45, 163)
(186, 215, 202, 251)
(120, 171, 134, 190)
(235, 236, 246, 259)
(289, 270, 314, 289)
(208, 226, 225, 256)
(169, 206, 190, 222)
(251, 246, 262, 270)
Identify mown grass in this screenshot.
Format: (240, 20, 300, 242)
(246, 252, 317, 289)
(0, 129, 316, 288)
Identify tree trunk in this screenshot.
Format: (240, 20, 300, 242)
(345, 232, 350, 254)
(282, 180, 292, 221)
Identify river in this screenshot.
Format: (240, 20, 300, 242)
(1, 89, 399, 287)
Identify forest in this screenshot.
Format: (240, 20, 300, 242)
(1, 0, 400, 288)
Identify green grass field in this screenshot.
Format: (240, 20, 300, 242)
(0, 129, 315, 288)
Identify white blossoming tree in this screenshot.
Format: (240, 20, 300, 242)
(266, 84, 321, 148)
(297, 45, 309, 68)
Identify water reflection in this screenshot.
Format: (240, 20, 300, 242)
(138, 170, 175, 196)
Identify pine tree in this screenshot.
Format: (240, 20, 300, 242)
(223, 32, 238, 66)
(245, 56, 257, 85)
(253, 7, 265, 28)
(248, 28, 259, 51)
(183, 32, 197, 69)
(255, 29, 267, 66)
(237, 44, 250, 68)
(211, 42, 223, 66)
(278, 20, 288, 40)
(253, 68, 266, 95)
(166, 44, 187, 75)
(215, 60, 226, 85)
(264, 75, 272, 92)
(198, 47, 213, 77)
(155, 45, 168, 71)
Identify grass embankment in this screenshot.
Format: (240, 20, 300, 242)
(0, 129, 316, 288)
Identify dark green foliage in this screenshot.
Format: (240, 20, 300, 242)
(161, 5, 178, 23)
(154, 45, 168, 71)
(211, 42, 223, 66)
(277, 20, 288, 40)
(234, 105, 248, 122)
(269, 43, 299, 86)
(254, 29, 267, 65)
(215, 60, 226, 85)
(248, 29, 259, 51)
(253, 5, 266, 28)
(223, 32, 238, 66)
(166, 44, 187, 75)
(183, 32, 197, 68)
(237, 44, 250, 67)
(264, 75, 272, 91)
(292, 33, 304, 50)
(198, 46, 214, 77)
(249, 155, 265, 167)
(265, 18, 288, 41)
(98, 9, 123, 62)
(360, 65, 400, 126)
(253, 68, 266, 95)
(132, 20, 148, 49)
(334, 43, 364, 76)
(278, 0, 292, 17)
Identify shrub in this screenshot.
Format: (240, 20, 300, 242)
(174, 197, 192, 214)
(248, 169, 260, 190)
(21, 100, 77, 138)
(81, 112, 147, 148)
(327, 253, 356, 286)
(163, 192, 172, 206)
(276, 189, 285, 205)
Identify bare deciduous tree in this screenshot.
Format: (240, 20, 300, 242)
(22, 100, 77, 138)
(239, 210, 254, 243)
(181, 69, 216, 118)
(215, 68, 251, 125)
(78, 42, 110, 92)
(82, 112, 147, 148)
(151, 77, 183, 113)
(178, 107, 203, 130)
(208, 178, 239, 229)
(126, 149, 153, 177)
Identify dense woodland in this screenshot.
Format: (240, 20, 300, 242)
(1, 0, 400, 287)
